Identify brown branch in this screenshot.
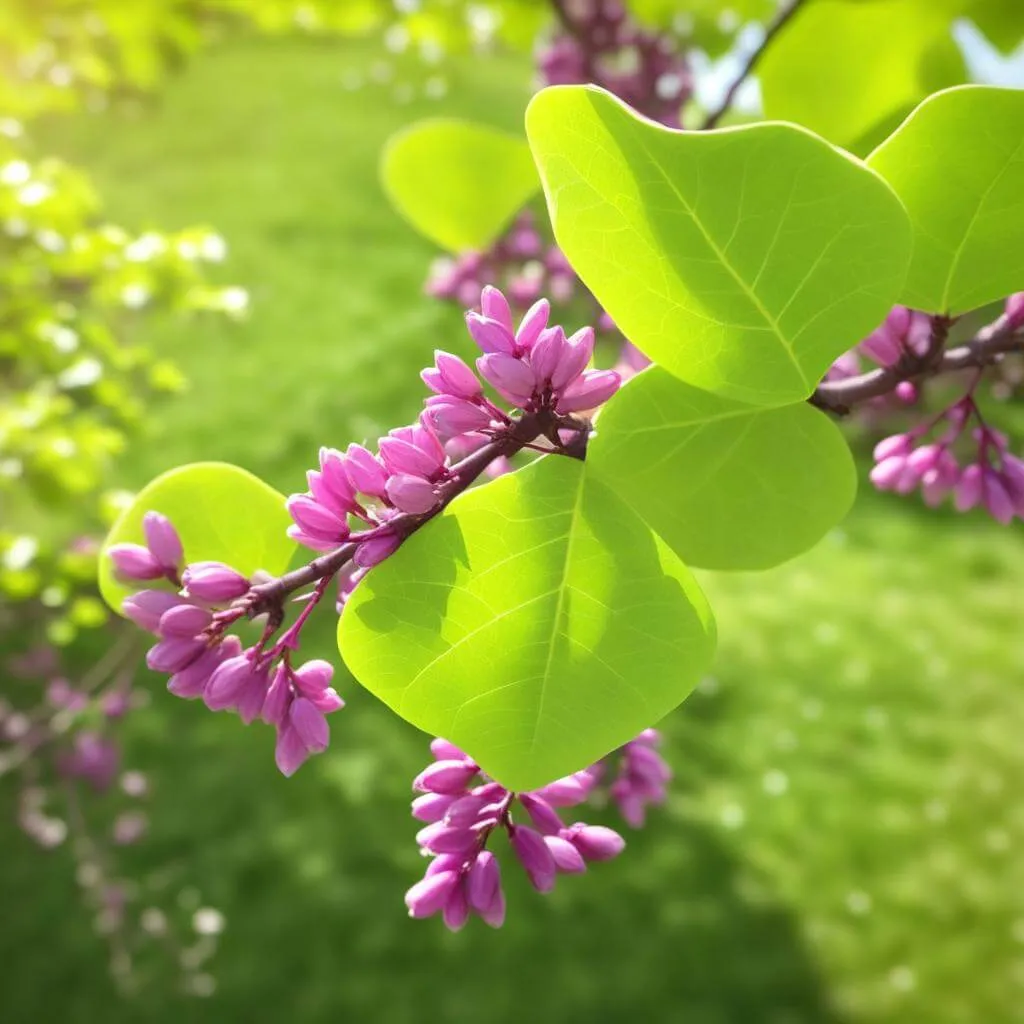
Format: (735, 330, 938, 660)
(701, 0, 810, 130)
(811, 315, 1023, 415)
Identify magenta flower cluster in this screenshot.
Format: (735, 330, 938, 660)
(110, 512, 345, 777)
(539, 0, 692, 127)
(871, 403, 1024, 521)
(405, 738, 626, 930)
(284, 284, 620, 563)
(604, 728, 672, 827)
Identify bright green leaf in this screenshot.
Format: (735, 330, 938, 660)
(339, 456, 716, 791)
(867, 85, 1024, 315)
(99, 462, 295, 612)
(589, 368, 857, 571)
(759, 0, 966, 152)
(525, 85, 911, 406)
(381, 119, 539, 253)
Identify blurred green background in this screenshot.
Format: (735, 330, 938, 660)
(3, 21, 1024, 1024)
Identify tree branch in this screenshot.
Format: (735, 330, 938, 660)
(701, 0, 809, 130)
(811, 315, 1023, 415)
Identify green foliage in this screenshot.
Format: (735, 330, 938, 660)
(589, 368, 857, 571)
(381, 119, 539, 252)
(98, 462, 295, 611)
(525, 85, 911, 405)
(759, 0, 966, 153)
(866, 85, 1024, 316)
(340, 456, 715, 791)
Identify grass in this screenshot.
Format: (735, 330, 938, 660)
(3, 32, 1024, 1024)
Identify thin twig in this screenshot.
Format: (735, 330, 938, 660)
(701, 0, 810, 130)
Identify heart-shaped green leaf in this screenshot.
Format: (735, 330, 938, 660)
(339, 456, 716, 791)
(525, 85, 911, 406)
(759, 0, 966, 152)
(99, 462, 295, 612)
(867, 85, 1024, 315)
(382, 119, 540, 253)
(588, 367, 857, 571)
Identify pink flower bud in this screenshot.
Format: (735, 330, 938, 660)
(434, 350, 482, 399)
(386, 473, 440, 515)
(415, 822, 478, 855)
(344, 444, 388, 498)
(873, 434, 913, 462)
(142, 512, 183, 572)
(182, 561, 250, 603)
(414, 759, 478, 795)
(146, 637, 204, 674)
(555, 369, 621, 414)
(466, 312, 517, 354)
(292, 659, 333, 696)
(275, 723, 312, 777)
(405, 870, 459, 918)
(308, 688, 345, 713)
(430, 737, 467, 760)
(983, 470, 1015, 524)
(519, 792, 564, 835)
(550, 327, 595, 390)
(379, 437, 443, 479)
(204, 653, 259, 711)
(168, 637, 240, 700)
(528, 326, 568, 384)
(480, 285, 514, 332)
(511, 825, 556, 892)
(158, 603, 212, 639)
(443, 880, 470, 931)
(544, 834, 587, 873)
(425, 398, 493, 438)
(869, 455, 907, 491)
(444, 794, 491, 829)
(122, 590, 183, 633)
(954, 463, 983, 511)
(412, 792, 456, 823)
(535, 776, 589, 807)
(287, 495, 350, 542)
(467, 850, 501, 913)
(289, 697, 329, 752)
(477, 352, 536, 404)
(515, 298, 551, 349)
(565, 823, 625, 861)
(108, 543, 164, 582)
(260, 665, 292, 726)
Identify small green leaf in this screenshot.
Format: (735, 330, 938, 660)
(381, 119, 540, 253)
(99, 462, 295, 612)
(588, 368, 857, 571)
(759, 0, 966, 151)
(867, 85, 1024, 315)
(339, 456, 715, 791)
(526, 85, 911, 406)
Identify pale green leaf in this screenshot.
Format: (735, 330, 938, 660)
(589, 368, 857, 571)
(339, 456, 716, 791)
(525, 85, 911, 406)
(99, 462, 295, 612)
(759, 0, 966, 152)
(866, 85, 1024, 315)
(381, 119, 539, 253)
